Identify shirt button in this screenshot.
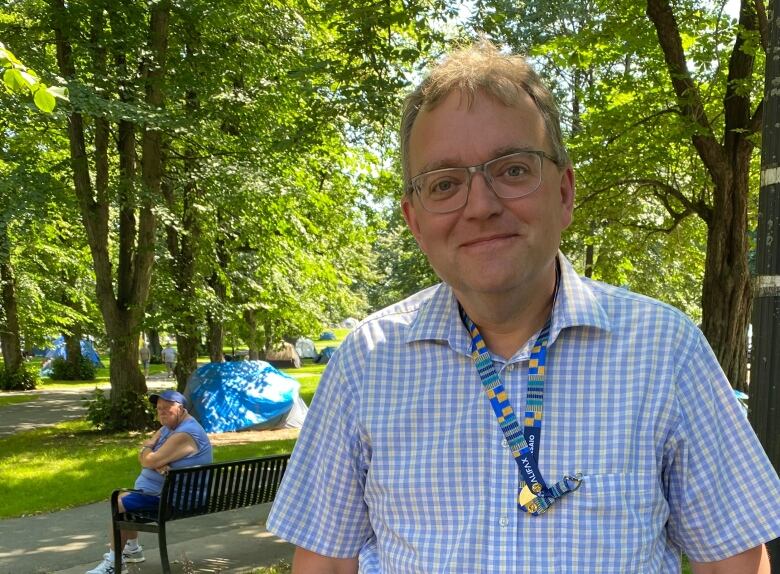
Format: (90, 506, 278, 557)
(499, 514, 509, 527)
(501, 439, 508, 448)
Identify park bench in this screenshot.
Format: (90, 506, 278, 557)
(111, 453, 290, 574)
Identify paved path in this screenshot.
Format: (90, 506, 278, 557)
(0, 500, 294, 574)
(0, 380, 295, 573)
(0, 378, 172, 437)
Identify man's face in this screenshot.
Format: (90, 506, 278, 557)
(401, 90, 574, 302)
(156, 398, 183, 428)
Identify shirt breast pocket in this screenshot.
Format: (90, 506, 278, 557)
(555, 472, 666, 573)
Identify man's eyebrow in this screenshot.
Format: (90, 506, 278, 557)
(415, 145, 540, 174)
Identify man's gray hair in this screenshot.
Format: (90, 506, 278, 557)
(400, 41, 569, 194)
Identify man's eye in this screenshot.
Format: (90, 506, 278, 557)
(502, 164, 529, 177)
(426, 173, 464, 196)
(431, 180, 454, 193)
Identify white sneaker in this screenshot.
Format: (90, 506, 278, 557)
(122, 544, 145, 563)
(85, 555, 128, 574)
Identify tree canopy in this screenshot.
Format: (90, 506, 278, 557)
(0, 0, 770, 417)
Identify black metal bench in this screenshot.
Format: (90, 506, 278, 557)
(111, 453, 290, 573)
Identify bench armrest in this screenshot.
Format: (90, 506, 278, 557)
(110, 488, 141, 519)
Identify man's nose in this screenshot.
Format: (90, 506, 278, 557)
(463, 170, 503, 217)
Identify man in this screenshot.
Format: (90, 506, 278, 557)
(267, 42, 780, 573)
(86, 390, 212, 574)
(138, 344, 151, 377)
(161, 342, 177, 378)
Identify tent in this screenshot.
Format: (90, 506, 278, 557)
(319, 331, 336, 341)
(315, 345, 337, 364)
(340, 317, 359, 329)
(264, 341, 301, 369)
(40, 337, 104, 376)
(294, 337, 318, 359)
(185, 360, 308, 433)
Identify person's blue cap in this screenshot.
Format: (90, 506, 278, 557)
(149, 389, 187, 408)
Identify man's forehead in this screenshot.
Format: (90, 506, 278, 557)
(156, 398, 179, 408)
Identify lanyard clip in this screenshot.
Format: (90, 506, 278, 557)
(563, 473, 583, 491)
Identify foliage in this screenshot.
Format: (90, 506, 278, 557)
(49, 356, 96, 381)
(84, 389, 156, 432)
(367, 204, 438, 310)
(0, 362, 38, 390)
(0, 40, 67, 112)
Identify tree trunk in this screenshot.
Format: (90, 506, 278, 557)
(64, 327, 83, 371)
(162, 38, 204, 388)
(263, 320, 275, 354)
(175, 334, 198, 393)
(700, 169, 752, 390)
(147, 329, 162, 360)
(245, 309, 260, 360)
(108, 332, 146, 402)
(0, 240, 24, 375)
(51, 0, 170, 428)
(646, 0, 758, 388)
(207, 223, 229, 363)
(207, 313, 224, 363)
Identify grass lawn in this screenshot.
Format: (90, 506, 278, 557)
(0, 395, 38, 407)
(0, 420, 296, 519)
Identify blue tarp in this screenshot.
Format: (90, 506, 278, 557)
(315, 346, 337, 364)
(319, 331, 336, 340)
(185, 360, 305, 433)
(40, 337, 104, 376)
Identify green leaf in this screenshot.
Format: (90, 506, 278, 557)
(46, 85, 69, 101)
(3, 68, 30, 92)
(0, 45, 22, 67)
(33, 85, 56, 112)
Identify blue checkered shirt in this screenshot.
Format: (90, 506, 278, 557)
(267, 253, 780, 573)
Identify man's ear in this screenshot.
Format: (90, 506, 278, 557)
(559, 165, 575, 230)
(401, 194, 426, 252)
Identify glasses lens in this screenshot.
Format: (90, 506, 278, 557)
(486, 152, 542, 198)
(414, 168, 469, 213)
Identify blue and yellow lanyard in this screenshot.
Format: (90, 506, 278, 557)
(460, 308, 582, 516)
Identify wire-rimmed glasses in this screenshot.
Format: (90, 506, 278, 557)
(409, 150, 559, 214)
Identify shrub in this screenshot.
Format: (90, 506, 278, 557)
(50, 356, 96, 381)
(84, 389, 156, 432)
(0, 364, 39, 391)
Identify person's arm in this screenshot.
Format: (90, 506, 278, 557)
(139, 432, 197, 469)
(291, 547, 358, 574)
(690, 544, 769, 574)
(139, 428, 162, 454)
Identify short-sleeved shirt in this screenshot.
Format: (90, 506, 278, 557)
(135, 416, 212, 495)
(267, 253, 780, 573)
(161, 347, 177, 363)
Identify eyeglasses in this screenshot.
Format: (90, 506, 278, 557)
(409, 150, 559, 214)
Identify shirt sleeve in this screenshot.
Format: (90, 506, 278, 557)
(267, 344, 372, 558)
(663, 330, 780, 561)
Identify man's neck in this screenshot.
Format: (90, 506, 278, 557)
(458, 263, 558, 359)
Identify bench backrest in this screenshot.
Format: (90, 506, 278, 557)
(159, 453, 290, 521)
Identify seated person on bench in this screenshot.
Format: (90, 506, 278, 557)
(86, 390, 212, 574)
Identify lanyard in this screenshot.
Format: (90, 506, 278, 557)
(460, 307, 582, 516)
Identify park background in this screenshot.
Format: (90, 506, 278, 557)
(0, 0, 772, 571)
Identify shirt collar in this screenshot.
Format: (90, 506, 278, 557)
(550, 252, 611, 339)
(405, 252, 611, 353)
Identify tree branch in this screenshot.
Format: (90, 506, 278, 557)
(645, 0, 725, 173)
